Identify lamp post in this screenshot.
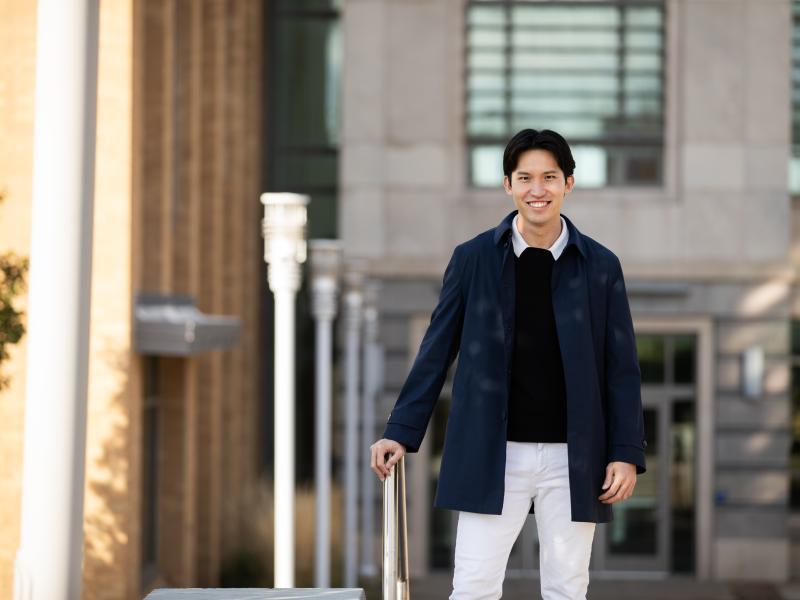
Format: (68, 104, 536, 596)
(309, 240, 343, 588)
(343, 261, 365, 587)
(14, 1, 99, 599)
(261, 192, 309, 588)
(360, 279, 382, 578)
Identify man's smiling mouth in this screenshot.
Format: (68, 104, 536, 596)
(526, 200, 550, 208)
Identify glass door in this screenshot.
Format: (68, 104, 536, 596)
(598, 401, 669, 572)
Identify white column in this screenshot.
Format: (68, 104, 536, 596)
(343, 263, 365, 587)
(261, 193, 309, 588)
(360, 279, 381, 578)
(14, 2, 100, 599)
(309, 240, 343, 588)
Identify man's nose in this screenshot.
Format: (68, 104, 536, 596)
(529, 183, 546, 196)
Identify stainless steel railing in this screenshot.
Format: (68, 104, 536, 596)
(382, 456, 410, 600)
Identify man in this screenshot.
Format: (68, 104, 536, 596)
(370, 129, 646, 600)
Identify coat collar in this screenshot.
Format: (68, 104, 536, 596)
(492, 209, 587, 258)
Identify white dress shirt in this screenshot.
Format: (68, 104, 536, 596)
(511, 214, 569, 260)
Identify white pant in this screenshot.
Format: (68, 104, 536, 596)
(450, 442, 596, 600)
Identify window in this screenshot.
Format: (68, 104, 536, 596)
(466, 0, 666, 188)
(790, 321, 800, 508)
(268, 0, 342, 239)
(791, 1, 800, 194)
(141, 357, 160, 586)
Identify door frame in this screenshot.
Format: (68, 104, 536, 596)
(629, 316, 714, 580)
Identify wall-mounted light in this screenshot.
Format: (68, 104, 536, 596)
(741, 345, 764, 398)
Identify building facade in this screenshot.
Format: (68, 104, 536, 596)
(0, 1, 264, 598)
(340, 0, 794, 581)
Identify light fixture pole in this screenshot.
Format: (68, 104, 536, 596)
(309, 240, 343, 588)
(343, 262, 365, 587)
(360, 279, 382, 578)
(261, 192, 309, 588)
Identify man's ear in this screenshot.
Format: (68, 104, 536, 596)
(565, 175, 575, 193)
(503, 175, 512, 195)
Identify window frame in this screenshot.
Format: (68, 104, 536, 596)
(463, 0, 675, 195)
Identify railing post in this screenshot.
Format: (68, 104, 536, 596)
(382, 456, 410, 600)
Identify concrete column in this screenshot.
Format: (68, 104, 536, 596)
(309, 240, 343, 588)
(13, 1, 100, 599)
(261, 193, 309, 588)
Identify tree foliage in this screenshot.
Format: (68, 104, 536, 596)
(0, 189, 28, 390)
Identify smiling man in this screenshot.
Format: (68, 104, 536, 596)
(370, 129, 646, 600)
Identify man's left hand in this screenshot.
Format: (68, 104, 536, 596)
(598, 461, 637, 504)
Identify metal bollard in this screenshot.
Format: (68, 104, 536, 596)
(382, 456, 410, 600)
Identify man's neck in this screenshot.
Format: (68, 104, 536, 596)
(516, 215, 562, 250)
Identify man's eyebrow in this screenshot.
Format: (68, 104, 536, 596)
(516, 170, 558, 176)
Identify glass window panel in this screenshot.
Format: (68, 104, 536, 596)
(609, 407, 658, 555)
(625, 6, 663, 27)
(513, 50, 619, 70)
(466, 0, 665, 188)
(468, 27, 507, 47)
(511, 94, 619, 115)
(512, 73, 618, 92)
(471, 145, 505, 187)
(624, 52, 662, 70)
(638, 335, 665, 383)
(511, 116, 606, 139)
(671, 399, 696, 573)
(468, 6, 507, 26)
(271, 153, 338, 189)
(625, 151, 661, 184)
(617, 117, 663, 136)
(673, 335, 696, 384)
(469, 72, 506, 92)
(624, 75, 662, 94)
(468, 115, 507, 136)
(306, 192, 338, 239)
(468, 51, 506, 70)
(511, 5, 620, 26)
(625, 30, 663, 50)
(793, 320, 800, 356)
(278, 0, 342, 8)
(571, 145, 608, 187)
(791, 363, 800, 508)
(275, 18, 341, 147)
(512, 29, 620, 48)
(625, 95, 662, 116)
(469, 94, 506, 113)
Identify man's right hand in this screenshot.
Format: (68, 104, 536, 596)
(370, 438, 406, 481)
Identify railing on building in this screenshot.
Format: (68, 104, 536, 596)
(382, 456, 410, 600)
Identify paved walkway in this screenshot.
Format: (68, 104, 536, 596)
(361, 574, 798, 600)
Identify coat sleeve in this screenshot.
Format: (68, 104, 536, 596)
(605, 256, 647, 474)
(382, 244, 466, 453)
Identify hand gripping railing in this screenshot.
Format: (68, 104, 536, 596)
(382, 456, 410, 600)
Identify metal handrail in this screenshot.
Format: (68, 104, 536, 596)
(382, 456, 410, 600)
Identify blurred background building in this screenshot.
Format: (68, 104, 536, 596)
(0, 0, 798, 598)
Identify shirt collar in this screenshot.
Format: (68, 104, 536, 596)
(510, 214, 569, 260)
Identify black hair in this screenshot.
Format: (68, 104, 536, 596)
(502, 128, 576, 182)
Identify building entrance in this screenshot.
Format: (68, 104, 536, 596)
(502, 333, 698, 577)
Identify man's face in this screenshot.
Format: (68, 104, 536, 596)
(503, 149, 574, 230)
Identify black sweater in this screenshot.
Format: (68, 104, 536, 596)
(507, 247, 568, 442)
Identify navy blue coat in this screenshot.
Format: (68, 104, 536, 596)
(382, 210, 646, 523)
